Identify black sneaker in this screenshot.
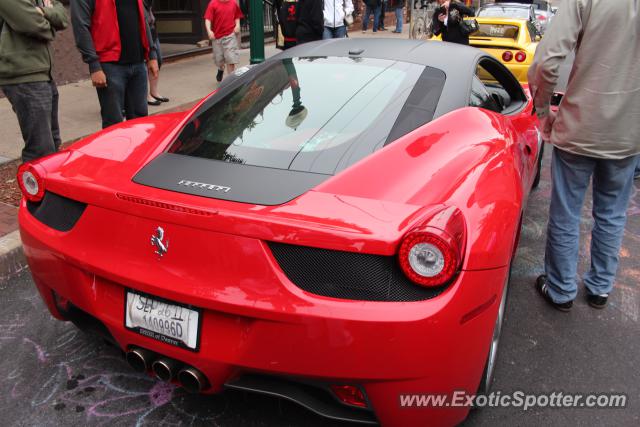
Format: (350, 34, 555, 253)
(587, 293, 608, 309)
(535, 275, 573, 312)
(216, 69, 224, 82)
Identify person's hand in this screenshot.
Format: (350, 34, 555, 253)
(43, 0, 53, 7)
(540, 109, 556, 141)
(438, 13, 446, 22)
(234, 23, 240, 34)
(207, 30, 214, 40)
(148, 59, 159, 79)
(91, 70, 107, 88)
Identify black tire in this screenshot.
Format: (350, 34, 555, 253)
(476, 263, 511, 397)
(532, 141, 545, 189)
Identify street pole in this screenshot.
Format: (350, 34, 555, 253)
(249, 0, 265, 64)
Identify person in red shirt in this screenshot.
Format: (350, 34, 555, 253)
(204, 0, 244, 82)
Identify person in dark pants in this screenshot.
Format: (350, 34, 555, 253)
(71, 0, 158, 129)
(362, 0, 381, 32)
(377, 0, 387, 31)
(432, 0, 474, 45)
(0, 0, 68, 163)
(295, 0, 324, 44)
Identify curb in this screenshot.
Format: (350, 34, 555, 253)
(0, 230, 27, 282)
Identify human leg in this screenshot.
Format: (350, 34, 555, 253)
(363, 6, 372, 31)
(2, 81, 59, 162)
(373, 5, 381, 32)
(96, 63, 128, 128)
(583, 154, 639, 297)
(123, 62, 149, 121)
(544, 147, 595, 303)
(394, 7, 403, 32)
(222, 34, 240, 78)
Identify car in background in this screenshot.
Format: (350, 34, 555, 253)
(469, 17, 540, 83)
(477, 2, 542, 34)
(18, 39, 545, 427)
(493, 0, 553, 33)
(534, 9, 553, 33)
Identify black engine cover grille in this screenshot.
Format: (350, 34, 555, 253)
(267, 242, 448, 302)
(26, 191, 87, 232)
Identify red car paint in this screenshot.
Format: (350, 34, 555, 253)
(19, 87, 541, 426)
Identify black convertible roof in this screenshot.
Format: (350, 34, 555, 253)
(276, 38, 484, 71)
(270, 38, 489, 118)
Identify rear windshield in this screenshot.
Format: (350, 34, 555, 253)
(169, 57, 442, 175)
(478, 7, 530, 19)
(473, 24, 519, 39)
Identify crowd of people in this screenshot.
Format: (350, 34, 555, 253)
(1, 1, 639, 311)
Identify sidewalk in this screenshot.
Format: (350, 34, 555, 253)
(0, 29, 412, 277)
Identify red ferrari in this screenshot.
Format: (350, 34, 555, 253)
(18, 39, 543, 426)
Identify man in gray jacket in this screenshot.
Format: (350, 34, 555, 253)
(0, 0, 68, 162)
(528, 0, 640, 311)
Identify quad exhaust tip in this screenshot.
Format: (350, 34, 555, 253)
(152, 358, 179, 382)
(126, 347, 208, 393)
(126, 347, 155, 372)
(178, 367, 209, 393)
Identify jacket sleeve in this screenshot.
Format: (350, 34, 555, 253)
(344, 0, 354, 16)
(527, 0, 583, 114)
(71, 0, 104, 73)
(42, 0, 69, 31)
(453, 2, 474, 17)
(0, 0, 54, 41)
(144, 11, 158, 61)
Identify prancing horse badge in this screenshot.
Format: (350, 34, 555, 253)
(151, 227, 169, 257)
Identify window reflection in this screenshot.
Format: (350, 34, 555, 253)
(172, 57, 429, 174)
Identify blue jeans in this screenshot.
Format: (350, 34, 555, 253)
(394, 7, 403, 32)
(323, 25, 348, 39)
(362, 5, 381, 32)
(544, 147, 639, 303)
(635, 157, 640, 178)
(97, 62, 149, 129)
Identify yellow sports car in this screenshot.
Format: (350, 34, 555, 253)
(469, 18, 540, 83)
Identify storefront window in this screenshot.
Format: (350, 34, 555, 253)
(155, 0, 194, 12)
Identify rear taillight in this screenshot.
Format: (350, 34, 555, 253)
(502, 51, 513, 62)
(537, 14, 547, 21)
(17, 162, 45, 203)
(398, 207, 466, 288)
(515, 51, 527, 62)
(330, 385, 368, 408)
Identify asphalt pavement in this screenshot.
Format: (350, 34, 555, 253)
(1, 147, 638, 427)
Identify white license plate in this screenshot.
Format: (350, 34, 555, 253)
(125, 291, 201, 351)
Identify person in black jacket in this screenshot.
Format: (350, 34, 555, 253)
(295, 0, 324, 43)
(432, 0, 474, 45)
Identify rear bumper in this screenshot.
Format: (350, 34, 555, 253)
(19, 202, 509, 427)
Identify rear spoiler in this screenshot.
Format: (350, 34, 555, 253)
(469, 43, 524, 51)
